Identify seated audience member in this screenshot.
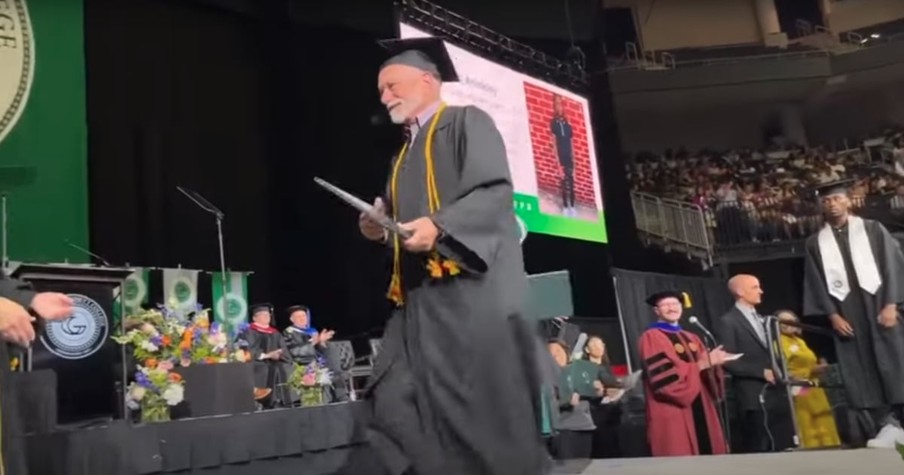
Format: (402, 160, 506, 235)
(777, 310, 841, 449)
(235, 303, 293, 407)
(548, 339, 595, 460)
(282, 305, 349, 402)
(584, 335, 624, 458)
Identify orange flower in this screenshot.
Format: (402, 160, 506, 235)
(146, 358, 158, 369)
(441, 259, 461, 276)
(205, 357, 217, 364)
(168, 372, 183, 383)
(161, 335, 172, 347)
(179, 341, 191, 351)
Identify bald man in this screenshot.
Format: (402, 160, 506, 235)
(716, 274, 795, 453)
(353, 37, 549, 475)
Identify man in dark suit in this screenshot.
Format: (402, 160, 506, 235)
(716, 274, 795, 453)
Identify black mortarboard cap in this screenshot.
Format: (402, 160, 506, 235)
(813, 179, 854, 198)
(378, 36, 459, 82)
(645, 290, 686, 307)
(249, 303, 273, 315)
(285, 304, 309, 316)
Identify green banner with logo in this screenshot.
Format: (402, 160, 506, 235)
(162, 268, 199, 318)
(0, 0, 89, 263)
(112, 267, 149, 324)
(211, 271, 249, 336)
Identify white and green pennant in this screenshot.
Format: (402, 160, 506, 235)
(162, 268, 200, 317)
(211, 271, 249, 336)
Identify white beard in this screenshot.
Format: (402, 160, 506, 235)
(387, 99, 421, 125)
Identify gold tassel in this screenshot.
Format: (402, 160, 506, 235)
(387, 273, 404, 306)
(682, 292, 692, 309)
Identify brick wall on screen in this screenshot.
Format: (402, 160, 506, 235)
(524, 82, 597, 209)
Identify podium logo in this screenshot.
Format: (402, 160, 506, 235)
(0, 0, 36, 145)
(41, 294, 109, 360)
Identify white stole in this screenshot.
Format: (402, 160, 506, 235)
(817, 216, 881, 301)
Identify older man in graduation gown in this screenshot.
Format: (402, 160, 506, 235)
(235, 303, 293, 407)
(0, 271, 74, 474)
(355, 37, 549, 475)
(639, 291, 730, 457)
(802, 179, 904, 448)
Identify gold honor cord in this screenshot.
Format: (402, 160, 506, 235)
(387, 102, 460, 306)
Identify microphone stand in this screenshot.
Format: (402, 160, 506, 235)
(763, 316, 802, 450)
(1, 192, 7, 272)
(177, 187, 228, 322)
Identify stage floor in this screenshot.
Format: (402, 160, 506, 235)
(554, 449, 903, 475)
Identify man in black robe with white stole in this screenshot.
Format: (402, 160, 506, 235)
(354, 37, 549, 475)
(802, 179, 904, 448)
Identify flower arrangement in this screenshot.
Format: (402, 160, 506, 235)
(113, 304, 248, 422)
(124, 363, 185, 423)
(289, 359, 333, 406)
(114, 304, 246, 367)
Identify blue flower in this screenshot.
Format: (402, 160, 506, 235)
(210, 322, 221, 334)
(150, 335, 163, 346)
(135, 371, 155, 390)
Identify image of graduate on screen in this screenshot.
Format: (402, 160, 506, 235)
(524, 83, 599, 220)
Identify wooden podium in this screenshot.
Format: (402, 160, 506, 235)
(10, 263, 134, 425)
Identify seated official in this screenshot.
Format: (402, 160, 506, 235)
(235, 303, 293, 407)
(282, 305, 349, 402)
(548, 339, 595, 460)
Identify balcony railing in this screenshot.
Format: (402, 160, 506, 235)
(632, 191, 904, 264)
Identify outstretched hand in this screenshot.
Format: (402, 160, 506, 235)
(31, 292, 74, 320)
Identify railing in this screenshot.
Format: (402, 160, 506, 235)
(631, 192, 713, 265)
(607, 48, 828, 72)
(633, 191, 904, 261)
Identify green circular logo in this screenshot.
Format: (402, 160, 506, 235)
(174, 281, 192, 303)
(0, 0, 35, 145)
(225, 296, 243, 318)
(123, 278, 139, 301)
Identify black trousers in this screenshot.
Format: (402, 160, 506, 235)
(560, 164, 575, 208)
(740, 387, 795, 453)
(551, 430, 593, 460)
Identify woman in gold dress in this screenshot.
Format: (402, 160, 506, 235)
(777, 310, 841, 448)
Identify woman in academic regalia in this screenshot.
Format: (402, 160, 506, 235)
(777, 310, 841, 449)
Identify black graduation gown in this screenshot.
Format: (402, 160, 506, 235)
(802, 218, 904, 410)
(0, 272, 37, 475)
(238, 327, 293, 404)
(367, 105, 549, 475)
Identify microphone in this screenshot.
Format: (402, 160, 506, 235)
(64, 240, 112, 267)
(688, 316, 716, 342)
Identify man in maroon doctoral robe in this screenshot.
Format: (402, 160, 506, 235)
(639, 291, 730, 456)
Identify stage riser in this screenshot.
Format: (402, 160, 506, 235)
(570, 449, 903, 475)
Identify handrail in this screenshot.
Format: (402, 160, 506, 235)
(607, 48, 828, 72)
(631, 192, 713, 265)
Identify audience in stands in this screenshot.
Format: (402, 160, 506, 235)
(628, 127, 904, 246)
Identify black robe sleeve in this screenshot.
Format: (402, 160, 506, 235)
(284, 329, 316, 362)
(0, 271, 36, 309)
(870, 220, 904, 307)
(431, 106, 514, 274)
(597, 364, 620, 388)
(802, 235, 840, 318)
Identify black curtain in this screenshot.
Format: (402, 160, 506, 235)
(612, 268, 734, 369)
(85, 0, 635, 342)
